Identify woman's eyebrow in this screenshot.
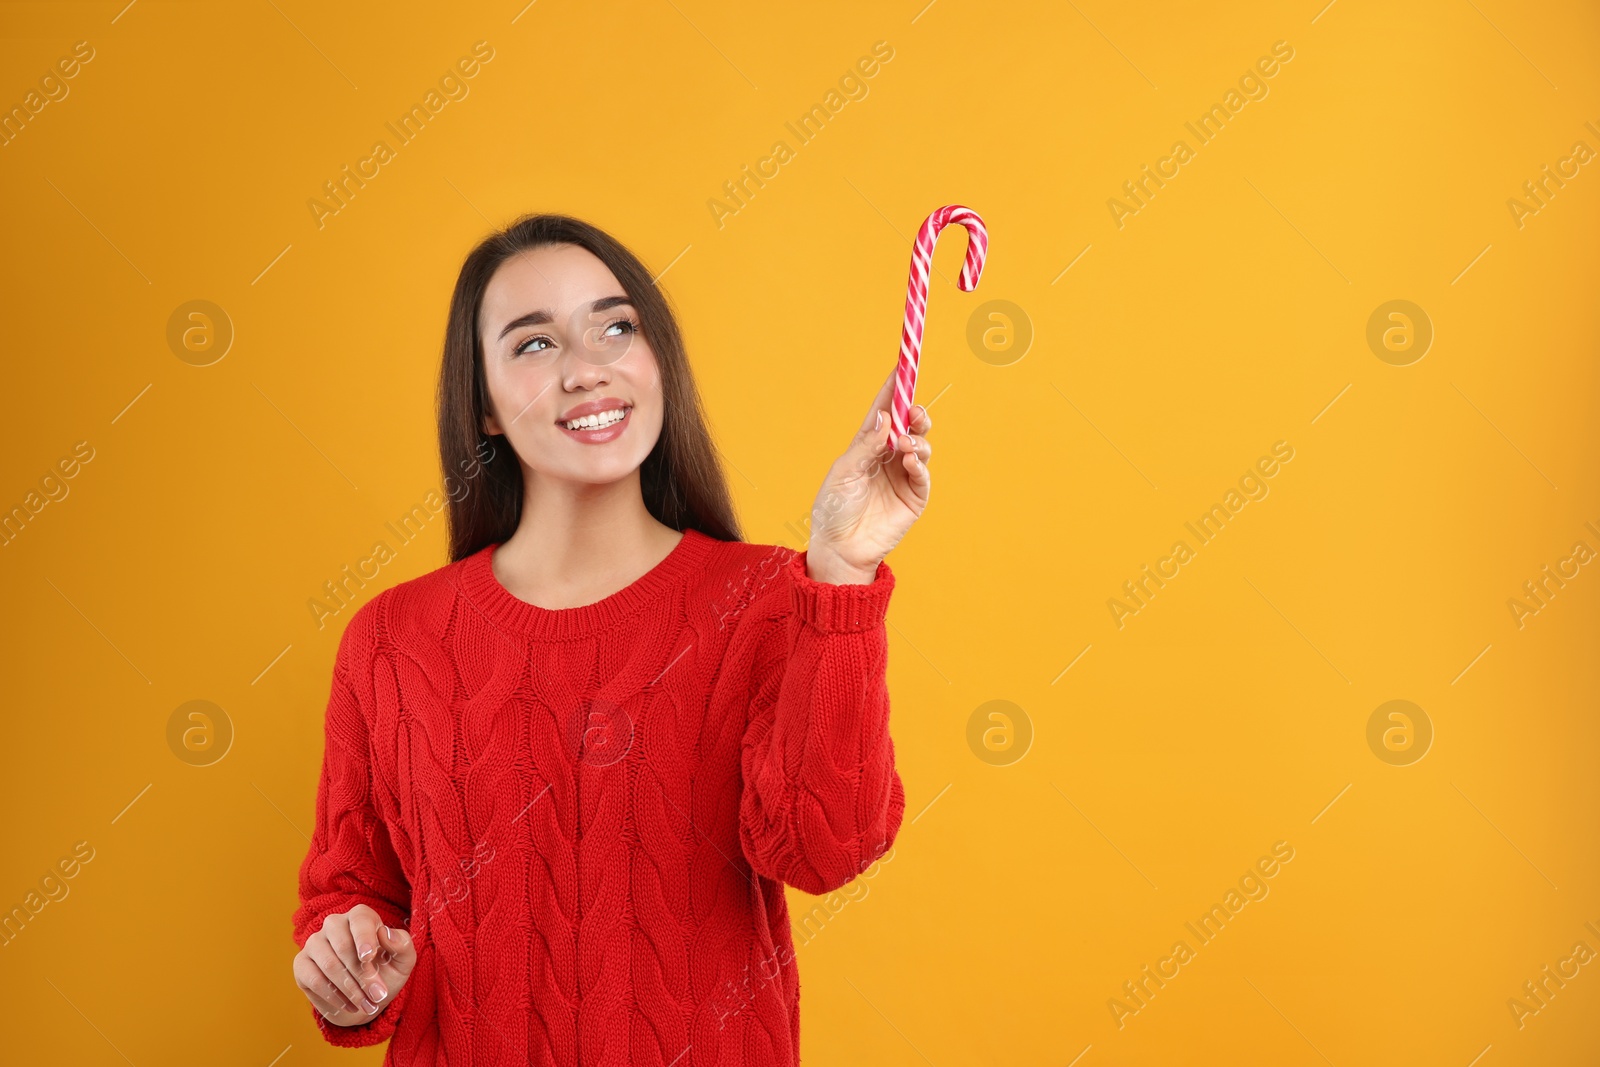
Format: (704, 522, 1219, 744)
(497, 296, 634, 340)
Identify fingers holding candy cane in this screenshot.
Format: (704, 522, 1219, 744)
(887, 403, 933, 473)
(874, 351, 935, 495)
(862, 361, 932, 458)
(807, 395, 933, 582)
(889, 404, 933, 508)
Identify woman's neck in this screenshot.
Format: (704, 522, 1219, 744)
(489, 471, 683, 611)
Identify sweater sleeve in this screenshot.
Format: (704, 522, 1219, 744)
(737, 548, 906, 897)
(291, 602, 416, 1048)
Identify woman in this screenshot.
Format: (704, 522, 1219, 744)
(289, 213, 933, 1065)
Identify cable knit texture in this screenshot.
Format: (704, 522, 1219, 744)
(291, 528, 904, 1065)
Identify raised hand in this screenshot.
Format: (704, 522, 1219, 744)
(803, 363, 933, 584)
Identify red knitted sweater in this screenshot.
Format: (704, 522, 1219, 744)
(291, 528, 904, 1065)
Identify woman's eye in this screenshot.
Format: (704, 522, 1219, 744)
(513, 320, 634, 356)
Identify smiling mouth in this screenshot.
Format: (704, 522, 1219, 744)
(558, 405, 631, 432)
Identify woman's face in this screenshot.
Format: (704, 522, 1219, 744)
(478, 243, 663, 488)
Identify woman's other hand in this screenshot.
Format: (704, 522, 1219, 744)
(292, 904, 417, 1027)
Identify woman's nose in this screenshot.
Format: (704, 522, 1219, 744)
(561, 341, 613, 387)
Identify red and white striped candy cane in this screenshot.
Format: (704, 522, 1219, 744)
(890, 204, 989, 441)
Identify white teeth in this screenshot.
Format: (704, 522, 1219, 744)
(563, 408, 626, 431)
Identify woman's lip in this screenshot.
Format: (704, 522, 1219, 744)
(556, 397, 631, 422)
(558, 406, 631, 443)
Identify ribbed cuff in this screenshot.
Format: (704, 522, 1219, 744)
(787, 550, 895, 633)
(312, 967, 414, 1047)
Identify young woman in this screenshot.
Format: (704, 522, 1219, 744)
(289, 214, 935, 1065)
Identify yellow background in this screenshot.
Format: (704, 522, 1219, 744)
(2, 0, 1597, 1063)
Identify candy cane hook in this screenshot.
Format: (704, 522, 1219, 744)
(890, 204, 989, 441)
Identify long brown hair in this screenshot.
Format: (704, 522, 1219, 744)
(437, 213, 742, 562)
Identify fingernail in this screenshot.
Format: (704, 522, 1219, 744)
(900, 433, 913, 448)
(875, 411, 883, 430)
(369, 982, 387, 1001)
(359, 943, 374, 960)
(363, 998, 379, 1014)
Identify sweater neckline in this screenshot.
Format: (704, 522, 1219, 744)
(455, 527, 716, 641)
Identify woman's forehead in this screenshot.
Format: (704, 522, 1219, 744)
(481, 245, 623, 325)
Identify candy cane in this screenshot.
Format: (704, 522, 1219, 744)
(890, 204, 989, 441)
